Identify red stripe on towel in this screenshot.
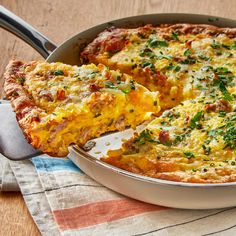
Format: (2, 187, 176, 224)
(53, 199, 167, 230)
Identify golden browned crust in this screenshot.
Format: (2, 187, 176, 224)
(81, 23, 236, 63)
(4, 60, 44, 147)
(81, 27, 128, 63)
(102, 156, 236, 184)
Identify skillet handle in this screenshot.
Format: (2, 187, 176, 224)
(0, 5, 57, 59)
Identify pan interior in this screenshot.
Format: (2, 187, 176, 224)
(50, 13, 236, 187)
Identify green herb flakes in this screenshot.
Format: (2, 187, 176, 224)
(147, 36, 169, 48)
(54, 70, 64, 76)
(184, 152, 195, 159)
(189, 111, 203, 129)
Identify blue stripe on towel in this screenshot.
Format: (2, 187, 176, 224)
(32, 156, 83, 173)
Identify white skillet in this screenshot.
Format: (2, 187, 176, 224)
(1, 6, 236, 209)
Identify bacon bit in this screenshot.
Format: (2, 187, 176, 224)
(185, 40, 193, 48)
(159, 130, 170, 144)
(56, 89, 66, 100)
(217, 99, 232, 112)
(114, 115, 125, 130)
(89, 83, 101, 92)
(205, 99, 232, 112)
(143, 67, 152, 74)
(137, 24, 154, 38)
(43, 93, 53, 101)
(17, 71, 26, 79)
(143, 67, 167, 86)
(44, 71, 54, 80)
(88, 92, 114, 113)
(173, 57, 183, 62)
(156, 71, 167, 84)
(162, 34, 172, 41)
(16, 106, 33, 120)
(213, 72, 218, 81)
(31, 115, 40, 122)
(184, 114, 190, 124)
(104, 36, 127, 54)
(104, 70, 111, 79)
(205, 103, 217, 112)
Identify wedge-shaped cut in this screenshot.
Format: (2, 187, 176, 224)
(4, 60, 160, 156)
(81, 24, 236, 110)
(102, 96, 236, 183)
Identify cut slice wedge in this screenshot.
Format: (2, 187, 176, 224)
(4, 60, 160, 156)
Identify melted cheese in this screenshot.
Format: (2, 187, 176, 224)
(18, 62, 159, 156)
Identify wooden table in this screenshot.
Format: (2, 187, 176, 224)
(0, 0, 235, 235)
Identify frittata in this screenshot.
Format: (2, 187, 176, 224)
(4, 60, 159, 156)
(82, 23, 236, 183)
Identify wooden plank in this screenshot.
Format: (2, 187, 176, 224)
(0, 0, 235, 234)
(0, 192, 40, 235)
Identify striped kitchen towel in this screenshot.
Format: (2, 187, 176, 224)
(0, 154, 19, 191)
(7, 154, 236, 236)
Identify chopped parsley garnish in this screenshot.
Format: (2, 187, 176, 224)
(189, 111, 203, 129)
(198, 54, 211, 61)
(174, 133, 187, 143)
(156, 55, 172, 60)
(116, 75, 121, 84)
(208, 129, 217, 137)
(171, 31, 179, 41)
(219, 110, 227, 117)
(183, 48, 192, 57)
(105, 81, 116, 89)
(141, 61, 155, 71)
(230, 42, 236, 49)
(210, 40, 235, 50)
(108, 49, 121, 57)
(139, 48, 156, 58)
(213, 67, 234, 101)
(121, 89, 130, 94)
(134, 129, 156, 145)
(18, 77, 25, 85)
(147, 36, 169, 48)
(179, 57, 196, 65)
(211, 40, 221, 49)
(105, 80, 135, 94)
(196, 84, 208, 91)
(54, 70, 64, 76)
(130, 80, 135, 90)
(12, 91, 18, 96)
(184, 152, 195, 159)
(202, 145, 211, 155)
(217, 80, 233, 101)
(223, 126, 236, 149)
(166, 64, 181, 72)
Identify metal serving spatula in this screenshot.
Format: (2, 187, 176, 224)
(0, 102, 42, 160)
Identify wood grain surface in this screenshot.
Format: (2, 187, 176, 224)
(0, 0, 235, 235)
